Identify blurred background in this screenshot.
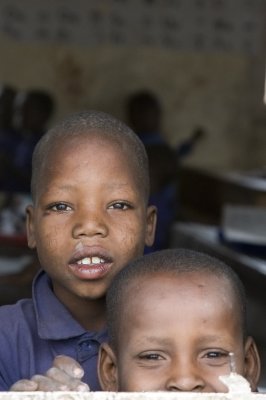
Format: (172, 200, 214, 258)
(0, 0, 266, 390)
(0, 0, 266, 169)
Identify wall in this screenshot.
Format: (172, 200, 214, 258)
(0, 0, 265, 171)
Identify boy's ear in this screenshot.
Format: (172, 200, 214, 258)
(145, 205, 157, 247)
(98, 343, 118, 391)
(26, 205, 36, 249)
(243, 336, 261, 391)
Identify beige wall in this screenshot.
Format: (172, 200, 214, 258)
(1, 33, 265, 171)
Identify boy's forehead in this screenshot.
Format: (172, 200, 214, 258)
(51, 130, 123, 151)
(43, 132, 131, 169)
(125, 270, 234, 306)
(121, 271, 237, 325)
(114, 269, 244, 356)
(36, 130, 145, 195)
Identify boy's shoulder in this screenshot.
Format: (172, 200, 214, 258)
(0, 298, 42, 390)
(0, 298, 35, 330)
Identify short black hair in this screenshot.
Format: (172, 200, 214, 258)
(23, 90, 55, 116)
(126, 90, 161, 113)
(31, 110, 150, 202)
(106, 248, 247, 349)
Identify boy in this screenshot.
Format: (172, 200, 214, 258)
(98, 248, 261, 392)
(0, 110, 157, 391)
(24, 248, 260, 392)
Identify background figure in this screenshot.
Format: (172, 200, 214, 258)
(126, 90, 206, 252)
(145, 143, 178, 252)
(11, 89, 55, 193)
(176, 125, 206, 160)
(0, 84, 20, 192)
(0, 84, 17, 134)
(126, 90, 178, 252)
(126, 90, 163, 146)
(0, 89, 55, 194)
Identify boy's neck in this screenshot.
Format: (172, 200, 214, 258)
(54, 287, 106, 332)
(71, 298, 106, 332)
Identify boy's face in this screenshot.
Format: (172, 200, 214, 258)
(26, 134, 156, 308)
(99, 271, 260, 392)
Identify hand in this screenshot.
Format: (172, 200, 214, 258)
(10, 355, 90, 392)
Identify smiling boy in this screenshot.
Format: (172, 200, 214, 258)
(99, 248, 260, 392)
(0, 110, 157, 391)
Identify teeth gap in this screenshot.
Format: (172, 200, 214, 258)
(77, 257, 104, 265)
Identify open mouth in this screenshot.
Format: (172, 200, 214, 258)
(69, 249, 113, 280)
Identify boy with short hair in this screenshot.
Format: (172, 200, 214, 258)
(0, 110, 157, 391)
(98, 248, 260, 392)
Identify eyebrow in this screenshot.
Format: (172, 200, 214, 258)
(141, 336, 173, 346)
(56, 184, 75, 191)
(196, 335, 230, 346)
(142, 335, 229, 347)
(57, 182, 132, 191)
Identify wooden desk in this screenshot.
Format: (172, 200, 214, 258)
(179, 166, 266, 224)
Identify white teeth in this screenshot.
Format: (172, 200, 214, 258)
(91, 256, 102, 264)
(77, 257, 104, 265)
(77, 257, 90, 265)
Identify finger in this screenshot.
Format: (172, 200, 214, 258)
(31, 375, 69, 391)
(10, 379, 38, 392)
(46, 367, 89, 391)
(53, 355, 84, 379)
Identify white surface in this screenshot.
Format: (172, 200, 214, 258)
(222, 205, 266, 245)
(0, 392, 266, 400)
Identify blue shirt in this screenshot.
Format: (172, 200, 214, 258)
(0, 270, 108, 391)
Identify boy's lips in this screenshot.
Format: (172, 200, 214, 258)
(68, 246, 113, 280)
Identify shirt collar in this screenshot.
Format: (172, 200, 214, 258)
(33, 270, 107, 341)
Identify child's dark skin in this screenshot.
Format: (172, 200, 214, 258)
(99, 270, 260, 392)
(27, 135, 156, 331)
(10, 122, 157, 391)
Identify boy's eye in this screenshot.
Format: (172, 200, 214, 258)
(203, 350, 230, 365)
(109, 202, 131, 210)
(206, 351, 228, 359)
(139, 353, 163, 361)
(49, 203, 72, 212)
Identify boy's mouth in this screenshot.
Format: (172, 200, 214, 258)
(68, 247, 113, 280)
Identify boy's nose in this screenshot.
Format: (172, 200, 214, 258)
(72, 207, 108, 238)
(165, 360, 205, 392)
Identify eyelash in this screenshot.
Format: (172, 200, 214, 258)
(139, 353, 163, 361)
(109, 202, 132, 210)
(205, 351, 229, 359)
(48, 203, 72, 212)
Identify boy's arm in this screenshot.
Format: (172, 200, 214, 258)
(10, 356, 89, 392)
